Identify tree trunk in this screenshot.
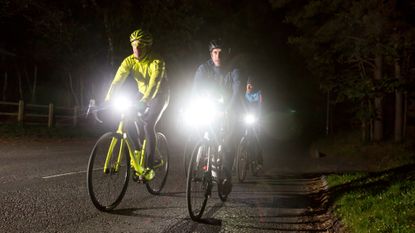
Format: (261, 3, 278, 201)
(325, 90, 330, 135)
(31, 65, 38, 103)
(394, 59, 403, 142)
(403, 91, 407, 138)
(16, 68, 24, 100)
(90, 0, 114, 69)
(23, 64, 32, 99)
(103, 12, 115, 69)
(369, 99, 374, 142)
(79, 77, 84, 107)
(2, 72, 7, 101)
(373, 54, 383, 142)
(68, 72, 79, 106)
(361, 100, 369, 142)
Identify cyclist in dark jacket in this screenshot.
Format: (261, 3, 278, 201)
(192, 39, 241, 196)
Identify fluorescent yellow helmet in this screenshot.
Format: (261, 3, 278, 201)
(129, 29, 153, 46)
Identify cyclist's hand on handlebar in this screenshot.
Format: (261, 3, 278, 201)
(137, 101, 149, 115)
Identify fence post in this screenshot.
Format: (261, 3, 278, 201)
(48, 103, 54, 128)
(73, 106, 78, 127)
(18, 100, 24, 124)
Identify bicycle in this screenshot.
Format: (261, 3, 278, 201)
(185, 96, 229, 221)
(180, 106, 207, 178)
(236, 113, 261, 182)
(183, 135, 195, 177)
(86, 97, 169, 212)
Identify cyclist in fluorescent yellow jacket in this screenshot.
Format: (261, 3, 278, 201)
(105, 28, 169, 168)
(105, 54, 166, 103)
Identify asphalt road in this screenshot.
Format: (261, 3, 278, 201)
(0, 131, 336, 233)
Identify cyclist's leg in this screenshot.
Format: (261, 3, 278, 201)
(127, 121, 141, 150)
(221, 115, 241, 195)
(143, 92, 169, 167)
(253, 125, 263, 167)
(223, 135, 237, 179)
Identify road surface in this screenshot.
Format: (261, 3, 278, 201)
(0, 131, 337, 232)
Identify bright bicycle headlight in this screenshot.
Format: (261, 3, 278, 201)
(113, 96, 132, 113)
(184, 97, 218, 127)
(244, 113, 257, 125)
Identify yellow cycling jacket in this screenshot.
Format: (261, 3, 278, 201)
(105, 54, 166, 102)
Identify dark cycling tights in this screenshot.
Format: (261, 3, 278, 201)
(129, 92, 169, 166)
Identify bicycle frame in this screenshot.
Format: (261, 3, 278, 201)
(104, 112, 153, 181)
(200, 115, 227, 181)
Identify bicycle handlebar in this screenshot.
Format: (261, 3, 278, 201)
(86, 99, 149, 124)
(86, 99, 103, 123)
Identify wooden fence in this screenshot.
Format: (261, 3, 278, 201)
(0, 100, 80, 128)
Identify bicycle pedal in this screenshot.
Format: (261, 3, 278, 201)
(132, 173, 143, 183)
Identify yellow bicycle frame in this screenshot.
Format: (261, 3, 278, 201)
(103, 115, 150, 178)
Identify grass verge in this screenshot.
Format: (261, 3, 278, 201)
(318, 131, 415, 232)
(327, 169, 415, 233)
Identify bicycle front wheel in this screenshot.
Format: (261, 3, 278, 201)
(186, 141, 211, 221)
(87, 132, 130, 211)
(236, 137, 249, 183)
(183, 136, 193, 177)
(146, 132, 169, 195)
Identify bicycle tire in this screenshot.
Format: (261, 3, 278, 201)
(250, 138, 260, 176)
(87, 132, 130, 211)
(183, 136, 193, 177)
(146, 132, 169, 195)
(236, 137, 249, 183)
(217, 147, 228, 202)
(186, 141, 211, 221)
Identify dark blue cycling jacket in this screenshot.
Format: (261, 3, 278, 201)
(192, 59, 241, 111)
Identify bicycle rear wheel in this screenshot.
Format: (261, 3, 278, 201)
(250, 138, 261, 176)
(146, 132, 169, 195)
(186, 141, 211, 221)
(87, 132, 130, 211)
(236, 137, 249, 183)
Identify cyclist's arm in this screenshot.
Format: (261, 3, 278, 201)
(105, 57, 133, 101)
(141, 59, 165, 102)
(227, 68, 241, 111)
(192, 64, 207, 96)
(258, 90, 263, 118)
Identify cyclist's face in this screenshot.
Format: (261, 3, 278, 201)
(246, 83, 253, 93)
(210, 48, 222, 67)
(131, 40, 141, 59)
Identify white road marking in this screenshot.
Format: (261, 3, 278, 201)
(42, 167, 105, 179)
(42, 170, 87, 179)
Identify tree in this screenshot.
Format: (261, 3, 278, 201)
(270, 0, 415, 142)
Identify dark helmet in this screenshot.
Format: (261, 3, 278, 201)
(208, 39, 226, 52)
(247, 76, 255, 85)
